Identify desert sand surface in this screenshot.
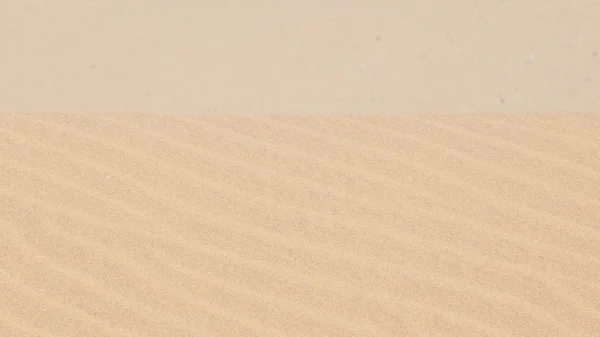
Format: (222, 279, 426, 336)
(2, 1, 600, 337)
(1, 113, 600, 336)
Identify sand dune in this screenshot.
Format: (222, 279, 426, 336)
(1, 114, 599, 336)
(2, 0, 600, 336)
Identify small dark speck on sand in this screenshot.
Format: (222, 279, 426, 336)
(375, 36, 381, 42)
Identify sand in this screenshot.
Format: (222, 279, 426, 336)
(1, 1, 600, 337)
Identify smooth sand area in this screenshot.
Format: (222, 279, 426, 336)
(1, 1, 600, 336)
(1, 0, 598, 113)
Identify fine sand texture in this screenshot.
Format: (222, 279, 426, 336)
(2, 1, 600, 337)
(1, 114, 600, 336)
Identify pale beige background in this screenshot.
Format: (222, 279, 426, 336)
(1, 0, 599, 113)
(1, 1, 600, 337)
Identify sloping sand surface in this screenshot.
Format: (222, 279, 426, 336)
(1, 114, 599, 336)
(2, 1, 600, 336)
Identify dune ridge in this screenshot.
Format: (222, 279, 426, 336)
(1, 113, 599, 336)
